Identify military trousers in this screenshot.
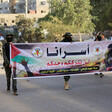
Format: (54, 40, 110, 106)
(64, 76, 70, 82)
(4, 66, 17, 91)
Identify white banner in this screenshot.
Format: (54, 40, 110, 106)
(10, 41, 112, 79)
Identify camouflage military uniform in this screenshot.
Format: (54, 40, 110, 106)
(3, 42, 17, 92)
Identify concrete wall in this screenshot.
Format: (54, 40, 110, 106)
(36, 0, 49, 16)
(0, 13, 47, 26)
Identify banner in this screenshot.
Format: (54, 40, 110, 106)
(11, 41, 112, 79)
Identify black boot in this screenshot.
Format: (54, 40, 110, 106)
(13, 90, 18, 96)
(100, 73, 104, 78)
(7, 87, 10, 92)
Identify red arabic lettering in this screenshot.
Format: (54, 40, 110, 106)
(47, 59, 90, 67)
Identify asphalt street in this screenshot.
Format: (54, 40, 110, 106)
(0, 60, 112, 112)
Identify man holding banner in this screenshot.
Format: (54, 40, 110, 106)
(10, 34, 112, 92)
(3, 34, 18, 95)
(61, 32, 74, 90)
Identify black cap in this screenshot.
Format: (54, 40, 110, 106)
(63, 32, 72, 37)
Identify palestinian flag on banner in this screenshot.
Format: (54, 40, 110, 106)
(11, 44, 21, 59)
(11, 44, 39, 65)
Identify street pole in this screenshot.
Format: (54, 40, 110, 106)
(25, 0, 28, 18)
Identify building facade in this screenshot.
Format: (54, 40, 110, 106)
(0, 0, 10, 13)
(0, 0, 49, 25)
(0, 0, 49, 14)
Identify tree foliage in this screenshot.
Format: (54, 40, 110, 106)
(16, 15, 44, 43)
(47, 0, 95, 41)
(90, 0, 112, 31)
(39, 15, 75, 42)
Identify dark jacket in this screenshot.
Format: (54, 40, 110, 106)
(61, 37, 74, 42)
(3, 43, 10, 67)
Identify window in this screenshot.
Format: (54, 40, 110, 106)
(12, 20, 14, 23)
(41, 10, 46, 13)
(1, 18, 5, 23)
(41, 1, 46, 5)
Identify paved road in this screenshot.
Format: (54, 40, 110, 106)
(0, 60, 112, 112)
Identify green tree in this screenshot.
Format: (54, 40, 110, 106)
(90, 0, 112, 31)
(100, 1, 112, 30)
(16, 15, 44, 43)
(39, 16, 75, 42)
(48, 0, 95, 41)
